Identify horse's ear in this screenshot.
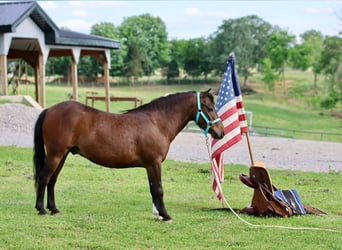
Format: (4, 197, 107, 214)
(204, 88, 214, 102)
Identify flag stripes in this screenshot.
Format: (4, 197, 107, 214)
(210, 54, 247, 201)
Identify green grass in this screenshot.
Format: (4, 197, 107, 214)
(244, 100, 342, 140)
(0, 146, 341, 249)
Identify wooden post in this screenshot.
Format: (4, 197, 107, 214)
(245, 131, 255, 166)
(34, 63, 39, 103)
(25, 63, 28, 95)
(71, 58, 78, 101)
(38, 52, 45, 108)
(17, 61, 21, 95)
(0, 55, 7, 95)
(103, 60, 110, 112)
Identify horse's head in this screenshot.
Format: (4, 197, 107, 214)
(195, 89, 224, 139)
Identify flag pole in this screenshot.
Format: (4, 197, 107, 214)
(245, 131, 255, 166)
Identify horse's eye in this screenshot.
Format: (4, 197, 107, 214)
(203, 104, 214, 112)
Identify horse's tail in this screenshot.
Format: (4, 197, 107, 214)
(33, 109, 48, 189)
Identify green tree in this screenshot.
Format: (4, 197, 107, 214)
(260, 58, 278, 92)
(182, 38, 210, 80)
(319, 35, 342, 103)
(162, 59, 179, 84)
(78, 55, 100, 82)
(161, 39, 185, 84)
(45, 56, 71, 81)
(289, 30, 324, 94)
(123, 39, 143, 83)
(265, 30, 296, 95)
(210, 15, 273, 86)
(167, 39, 188, 69)
(91, 22, 119, 38)
(90, 22, 124, 77)
(119, 14, 169, 80)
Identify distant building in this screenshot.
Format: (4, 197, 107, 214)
(0, 1, 120, 110)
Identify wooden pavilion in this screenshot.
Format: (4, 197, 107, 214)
(0, 1, 120, 111)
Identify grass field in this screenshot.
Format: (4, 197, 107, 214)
(0, 146, 341, 249)
(1, 70, 341, 248)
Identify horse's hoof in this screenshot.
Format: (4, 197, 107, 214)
(50, 209, 60, 216)
(163, 218, 173, 223)
(37, 209, 47, 215)
(162, 215, 172, 223)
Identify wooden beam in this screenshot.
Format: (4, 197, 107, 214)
(0, 55, 7, 95)
(8, 49, 38, 68)
(71, 58, 78, 102)
(34, 63, 39, 103)
(38, 52, 45, 108)
(103, 60, 110, 112)
(81, 50, 106, 64)
(49, 49, 73, 57)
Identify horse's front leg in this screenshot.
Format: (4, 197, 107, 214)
(146, 164, 172, 222)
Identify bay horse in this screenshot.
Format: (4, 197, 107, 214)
(33, 89, 224, 222)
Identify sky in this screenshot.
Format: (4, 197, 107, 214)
(38, 1, 342, 41)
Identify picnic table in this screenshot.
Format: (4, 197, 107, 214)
(85, 92, 143, 108)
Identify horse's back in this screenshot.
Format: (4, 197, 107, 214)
(48, 100, 96, 116)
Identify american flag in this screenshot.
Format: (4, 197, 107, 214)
(211, 55, 248, 201)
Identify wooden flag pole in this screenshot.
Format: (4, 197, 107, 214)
(245, 131, 255, 166)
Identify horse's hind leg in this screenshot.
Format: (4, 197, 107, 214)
(47, 154, 68, 215)
(35, 154, 65, 215)
(35, 180, 48, 215)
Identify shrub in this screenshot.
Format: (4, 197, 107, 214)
(320, 87, 340, 109)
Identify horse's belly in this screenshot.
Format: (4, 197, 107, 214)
(74, 121, 167, 168)
(78, 142, 143, 169)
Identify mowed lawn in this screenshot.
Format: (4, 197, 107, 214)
(0, 147, 341, 249)
(1, 75, 341, 248)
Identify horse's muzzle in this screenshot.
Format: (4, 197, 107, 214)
(210, 128, 225, 139)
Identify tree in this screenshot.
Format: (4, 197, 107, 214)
(265, 30, 296, 95)
(78, 55, 100, 82)
(260, 58, 278, 92)
(319, 36, 342, 104)
(210, 15, 273, 86)
(123, 39, 143, 82)
(166, 38, 212, 82)
(162, 59, 179, 83)
(90, 22, 124, 77)
(182, 38, 209, 79)
(161, 39, 185, 83)
(289, 30, 324, 94)
(119, 14, 169, 80)
(167, 39, 188, 69)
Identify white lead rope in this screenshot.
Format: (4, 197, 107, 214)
(205, 135, 341, 233)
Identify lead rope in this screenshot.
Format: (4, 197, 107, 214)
(205, 135, 341, 233)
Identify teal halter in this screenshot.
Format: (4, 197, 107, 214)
(195, 92, 221, 135)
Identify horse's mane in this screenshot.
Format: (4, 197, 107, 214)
(125, 91, 196, 114)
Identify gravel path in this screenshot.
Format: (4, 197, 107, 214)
(168, 132, 342, 173)
(1, 103, 341, 173)
(0, 103, 41, 148)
